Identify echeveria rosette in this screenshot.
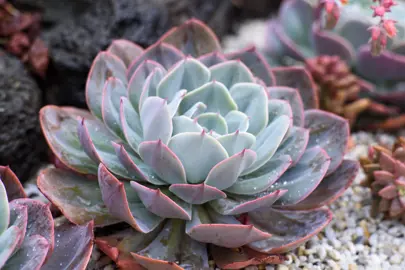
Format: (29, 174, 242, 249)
(0, 166, 94, 270)
(38, 19, 358, 269)
(266, 0, 405, 107)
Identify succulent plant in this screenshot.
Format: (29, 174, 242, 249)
(360, 137, 405, 222)
(37, 19, 358, 269)
(265, 0, 405, 130)
(0, 165, 94, 270)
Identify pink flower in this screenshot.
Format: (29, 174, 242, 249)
(323, 0, 340, 29)
(382, 0, 397, 10)
(383, 19, 397, 38)
(371, 5, 386, 17)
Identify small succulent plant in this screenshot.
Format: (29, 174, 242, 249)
(266, 0, 405, 130)
(360, 137, 405, 222)
(38, 19, 358, 269)
(0, 166, 94, 270)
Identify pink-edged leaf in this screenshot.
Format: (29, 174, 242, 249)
(197, 51, 227, 67)
(39, 106, 98, 174)
(107, 40, 144, 67)
(210, 190, 287, 215)
(378, 185, 398, 200)
(127, 43, 184, 80)
(226, 155, 292, 195)
(394, 161, 405, 178)
(41, 220, 94, 270)
(130, 182, 191, 220)
(311, 22, 355, 64)
(0, 226, 22, 268)
(225, 45, 276, 86)
(390, 197, 404, 217)
(101, 77, 127, 139)
(374, 171, 395, 185)
(271, 66, 319, 109)
(379, 152, 396, 173)
(247, 208, 332, 253)
(138, 140, 186, 185)
(305, 109, 349, 175)
(37, 168, 120, 227)
(285, 159, 359, 210)
(158, 18, 221, 57)
(3, 235, 49, 270)
(8, 202, 28, 249)
(0, 166, 26, 201)
(205, 149, 256, 190)
(169, 183, 226, 205)
(98, 164, 164, 233)
(11, 199, 54, 259)
(86, 52, 127, 119)
(133, 219, 209, 269)
(128, 61, 166, 112)
(357, 45, 405, 81)
(211, 245, 286, 269)
(186, 206, 271, 248)
(268, 86, 304, 127)
(271, 147, 330, 206)
(275, 126, 309, 166)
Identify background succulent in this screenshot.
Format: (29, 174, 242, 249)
(38, 19, 359, 269)
(360, 137, 405, 222)
(265, 0, 405, 131)
(0, 166, 94, 270)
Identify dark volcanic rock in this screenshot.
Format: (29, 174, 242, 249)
(0, 50, 46, 182)
(44, 0, 235, 108)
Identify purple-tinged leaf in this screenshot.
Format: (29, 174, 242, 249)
(130, 182, 191, 220)
(101, 78, 126, 139)
(37, 168, 120, 227)
(169, 183, 226, 204)
(132, 219, 209, 269)
(210, 60, 255, 89)
(120, 97, 143, 153)
(168, 131, 228, 184)
(312, 22, 355, 64)
(186, 206, 271, 248)
(127, 61, 166, 112)
(8, 202, 28, 249)
(268, 86, 304, 127)
(274, 126, 309, 166)
(285, 159, 359, 210)
(86, 52, 127, 119)
(225, 45, 276, 86)
(337, 20, 371, 51)
(226, 155, 292, 195)
(205, 149, 256, 190)
(140, 97, 173, 144)
(107, 40, 144, 67)
(3, 235, 49, 270)
(271, 66, 319, 110)
(271, 147, 330, 206)
(127, 43, 184, 79)
(210, 190, 287, 215)
(158, 18, 221, 57)
(39, 106, 98, 174)
(138, 140, 186, 184)
(305, 109, 349, 175)
(379, 152, 396, 173)
(198, 51, 227, 67)
(247, 208, 332, 253)
(0, 226, 21, 268)
(98, 164, 164, 233)
(0, 166, 26, 201)
(357, 44, 405, 81)
(11, 199, 54, 259)
(41, 220, 94, 270)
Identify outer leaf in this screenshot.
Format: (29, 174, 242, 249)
(198, 51, 227, 67)
(37, 168, 120, 227)
(86, 52, 127, 119)
(39, 106, 98, 174)
(8, 203, 27, 249)
(247, 208, 332, 253)
(0, 181, 9, 234)
(168, 132, 228, 184)
(107, 40, 144, 67)
(41, 221, 94, 270)
(169, 183, 226, 204)
(0, 166, 26, 201)
(271, 66, 319, 110)
(210, 61, 255, 89)
(158, 18, 221, 57)
(0, 226, 21, 269)
(305, 109, 349, 175)
(3, 235, 49, 270)
(268, 86, 304, 127)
